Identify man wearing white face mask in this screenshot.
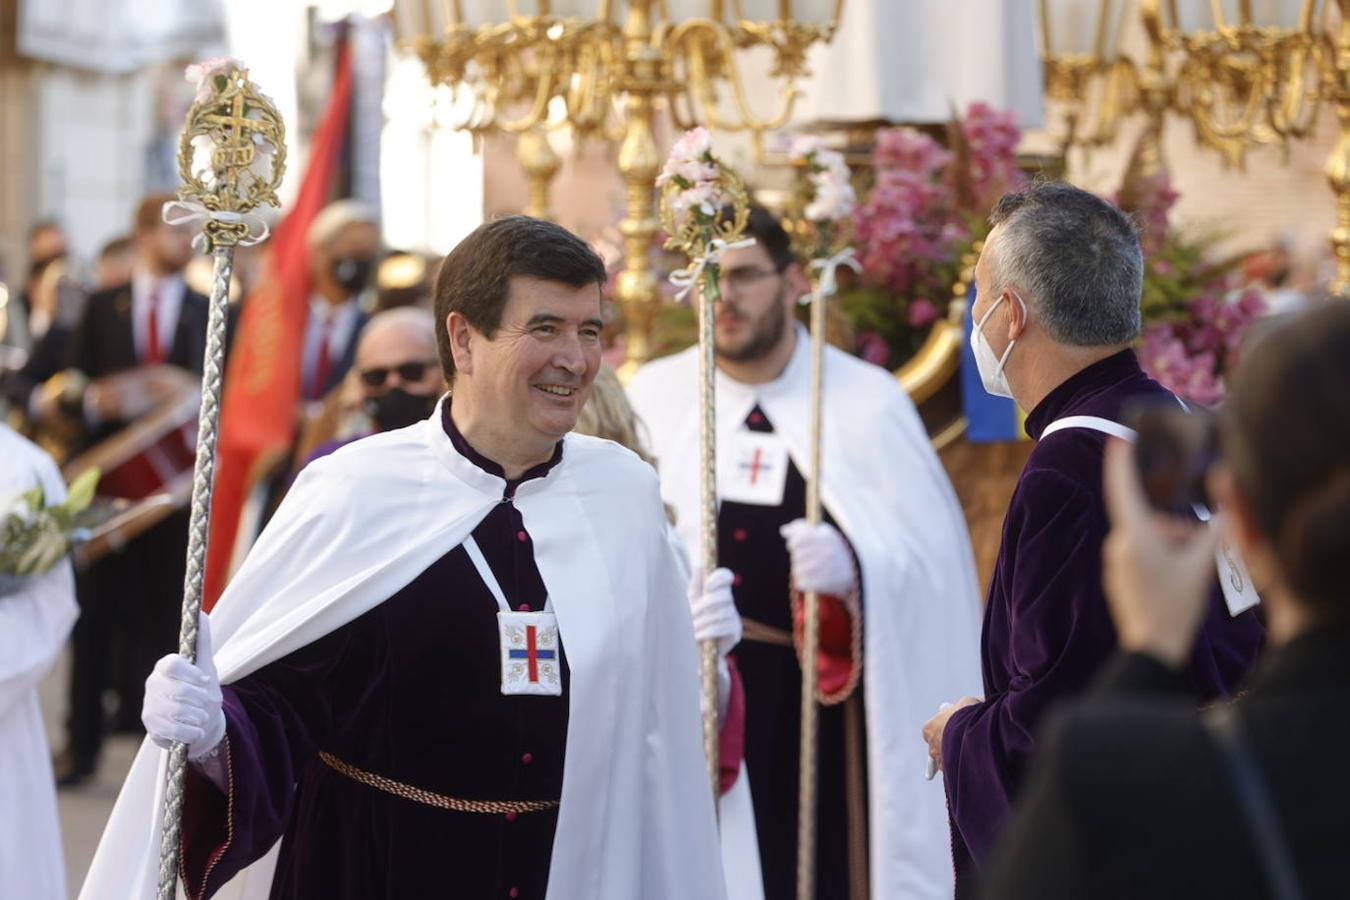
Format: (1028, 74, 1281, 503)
(920, 182, 1264, 895)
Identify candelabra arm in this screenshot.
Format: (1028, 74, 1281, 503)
(669, 21, 800, 133)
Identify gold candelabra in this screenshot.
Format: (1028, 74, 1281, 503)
(1041, 0, 1350, 296)
(392, 0, 845, 373)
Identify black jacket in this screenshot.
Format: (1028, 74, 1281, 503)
(66, 282, 210, 380)
(980, 625, 1350, 900)
(63, 281, 210, 445)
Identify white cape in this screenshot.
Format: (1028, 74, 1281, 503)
(0, 425, 78, 900)
(80, 399, 725, 900)
(628, 327, 984, 899)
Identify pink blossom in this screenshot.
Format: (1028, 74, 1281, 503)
(856, 331, 891, 367)
(185, 56, 244, 101)
(907, 298, 939, 329)
(657, 128, 718, 189)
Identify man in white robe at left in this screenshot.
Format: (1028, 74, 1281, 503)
(80, 215, 731, 900)
(0, 422, 80, 899)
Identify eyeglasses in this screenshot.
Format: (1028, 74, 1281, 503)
(718, 266, 783, 295)
(358, 359, 438, 388)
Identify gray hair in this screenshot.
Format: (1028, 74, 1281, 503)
(987, 182, 1143, 347)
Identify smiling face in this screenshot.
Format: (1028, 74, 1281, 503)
(449, 275, 603, 450)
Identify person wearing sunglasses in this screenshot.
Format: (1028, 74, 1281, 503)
(354, 306, 444, 433)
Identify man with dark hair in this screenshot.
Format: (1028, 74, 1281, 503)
(629, 207, 984, 899)
(50, 193, 207, 786)
(84, 215, 729, 900)
(922, 181, 1263, 893)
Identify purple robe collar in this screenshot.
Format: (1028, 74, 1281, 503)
(1024, 348, 1143, 440)
(440, 398, 564, 496)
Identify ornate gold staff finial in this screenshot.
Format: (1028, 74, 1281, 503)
(156, 58, 286, 900)
(657, 127, 753, 809)
(173, 60, 287, 252)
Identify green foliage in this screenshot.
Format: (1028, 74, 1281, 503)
(0, 467, 101, 581)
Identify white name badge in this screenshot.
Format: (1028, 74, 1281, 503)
(720, 429, 790, 507)
(1216, 536, 1260, 617)
(1194, 506, 1261, 617)
(498, 611, 563, 696)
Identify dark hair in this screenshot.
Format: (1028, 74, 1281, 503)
(135, 194, 178, 234)
(987, 181, 1143, 346)
(28, 220, 62, 244)
(723, 205, 797, 272)
(99, 236, 134, 259)
(1223, 302, 1350, 619)
(432, 215, 606, 380)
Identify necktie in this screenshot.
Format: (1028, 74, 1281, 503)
(312, 313, 334, 400)
(145, 283, 164, 365)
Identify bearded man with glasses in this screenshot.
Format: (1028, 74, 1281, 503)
(628, 206, 984, 900)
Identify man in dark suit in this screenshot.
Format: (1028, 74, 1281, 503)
(53, 193, 208, 786)
(980, 304, 1350, 899)
(299, 200, 377, 403)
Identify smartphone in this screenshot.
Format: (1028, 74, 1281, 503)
(1124, 398, 1219, 516)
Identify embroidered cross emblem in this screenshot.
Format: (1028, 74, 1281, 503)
(508, 624, 558, 683)
(740, 447, 772, 485)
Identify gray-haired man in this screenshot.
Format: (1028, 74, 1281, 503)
(919, 182, 1264, 893)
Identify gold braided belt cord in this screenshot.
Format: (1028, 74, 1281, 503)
(317, 752, 560, 815)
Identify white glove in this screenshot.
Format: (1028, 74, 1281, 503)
(780, 520, 856, 597)
(143, 612, 226, 761)
(688, 566, 742, 657)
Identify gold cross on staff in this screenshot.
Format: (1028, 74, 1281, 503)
(198, 85, 281, 209)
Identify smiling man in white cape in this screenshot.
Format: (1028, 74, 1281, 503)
(628, 208, 983, 899)
(81, 216, 725, 900)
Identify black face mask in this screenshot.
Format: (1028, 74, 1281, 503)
(331, 256, 375, 296)
(364, 387, 438, 432)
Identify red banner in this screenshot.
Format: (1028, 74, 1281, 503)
(202, 43, 353, 609)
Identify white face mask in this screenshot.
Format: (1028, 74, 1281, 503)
(970, 292, 1026, 400)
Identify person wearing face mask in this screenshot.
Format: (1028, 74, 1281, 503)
(982, 302, 1350, 900)
(293, 306, 445, 469)
(82, 216, 726, 900)
(920, 182, 1264, 895)
(629, 207, 983, 900)
(301, 200, 378, 404)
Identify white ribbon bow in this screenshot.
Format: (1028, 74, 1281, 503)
(805, 246, 862, 302)
(668, 236, 757, 301)
(162, 200, 271, 252)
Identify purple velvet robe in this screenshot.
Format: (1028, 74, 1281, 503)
(721, 405, 863, 900)
(179, 408, 569, 900)
(940, 350, 1264, 892)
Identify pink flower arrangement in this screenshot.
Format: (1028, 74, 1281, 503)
(961, 102, 1028, 210)
(1139, 286, 1267, 406)
(854, 127, 962, 297)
